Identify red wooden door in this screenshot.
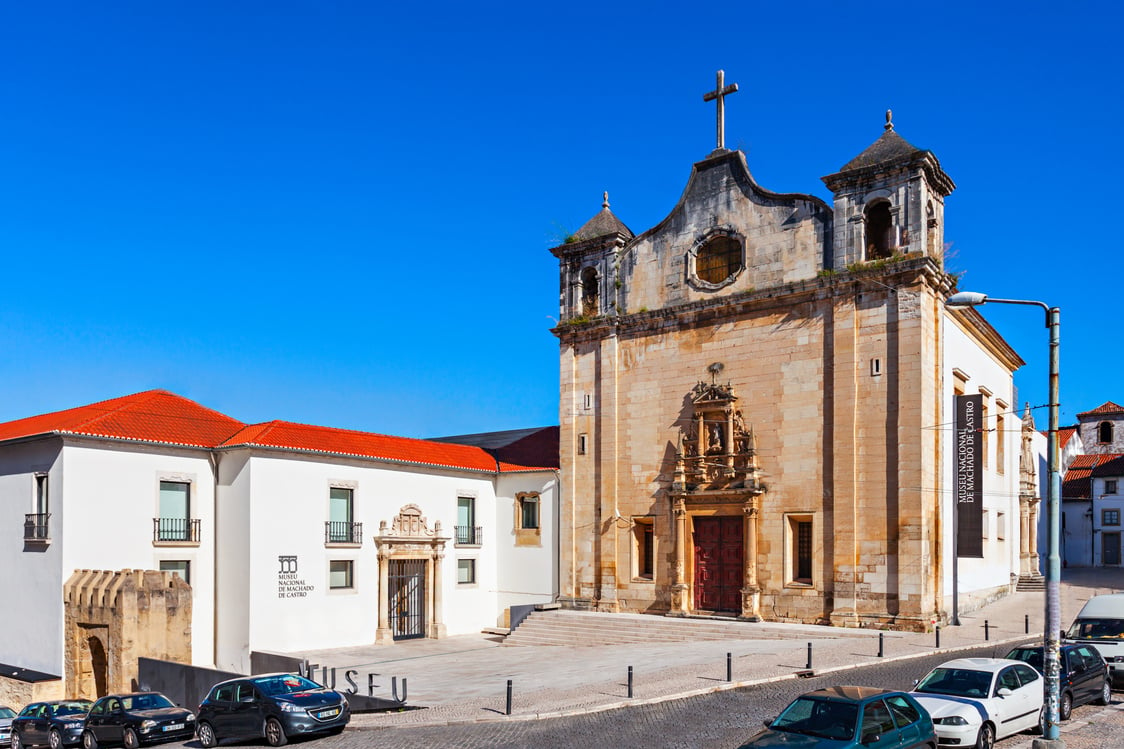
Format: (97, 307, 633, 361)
(693, 516, 744, 612)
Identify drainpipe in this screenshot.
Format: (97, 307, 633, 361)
(209, 450, 220, 668)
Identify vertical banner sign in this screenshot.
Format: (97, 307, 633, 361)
(955, 394, 984, 558)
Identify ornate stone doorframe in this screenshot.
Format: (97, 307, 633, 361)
(374, 505, 449, 643)
(668, 372, 766, 620)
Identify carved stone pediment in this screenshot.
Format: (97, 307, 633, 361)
(377, 503, 447, 542)
(672, 373, 765, 496)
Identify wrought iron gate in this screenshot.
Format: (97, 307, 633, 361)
(388, 559, 426, 640)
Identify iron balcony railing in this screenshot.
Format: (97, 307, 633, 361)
(455, 525, 483, 546)
(325, 520, 363, 544)
(153, 517, 201, 543)
(24, 512, 50, 541)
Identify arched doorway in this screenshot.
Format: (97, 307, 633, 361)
(76, 628, 109, 700)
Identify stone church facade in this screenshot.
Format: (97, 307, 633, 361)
(551, 96, 1024, 631)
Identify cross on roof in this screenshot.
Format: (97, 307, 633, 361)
(702, 70, 738, 151)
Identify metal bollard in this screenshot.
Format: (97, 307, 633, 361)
(878, 632, 884, 658)
(505, 679, 512, 716)
(984, 620, 990, 641)
(935, 624, 941, 649)
(628, 666, 634, 698)
(726, 652, 733, 682)
(806, 643, 812, 670)
(1025, 614, 1030, 634)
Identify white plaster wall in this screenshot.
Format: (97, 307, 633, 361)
(215, 450, 252, 673)
(240, 454, 509, 656)
(942, 314, 1022, 602)
(61, 441, 218, 666)
(495, 472, 557, 618)
(0, 438, 65, 674)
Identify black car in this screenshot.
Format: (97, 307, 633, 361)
(195, 673, 350, 747)
(1006, 643, 1111, 719)
(81, 693, 194, 749)
(10, 701, 92, 749)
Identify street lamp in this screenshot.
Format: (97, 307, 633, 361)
(945, 291, 1063, 746)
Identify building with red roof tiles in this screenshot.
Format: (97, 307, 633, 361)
(0, 391, 558, 693)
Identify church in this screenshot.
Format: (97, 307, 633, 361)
(550, 72, 1033, 631)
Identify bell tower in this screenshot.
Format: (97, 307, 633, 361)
(821, 110, 955, 269)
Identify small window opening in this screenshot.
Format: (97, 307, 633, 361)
(580, 267, 599, 316)
(864, 201, 896, 259)
(1099, 421, 1114, 444)
(579, 433, 588, 455)
(870, 358, 882, 377)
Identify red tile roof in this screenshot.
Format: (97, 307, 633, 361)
(1063, 453, 1124, 499)
(1058, 426, 1077, 450)
(1077, 402, 1124, 418)
(0, 391, 557, 474)
(0, 390, 245, 448)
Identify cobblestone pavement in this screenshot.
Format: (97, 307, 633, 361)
(241, 569, 1124, 747)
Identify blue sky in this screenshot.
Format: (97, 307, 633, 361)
(1, 2, 1119, 438)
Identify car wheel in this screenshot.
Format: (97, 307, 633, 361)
(974, 722, 994, 749)
(11, 730, 22, 749)
(49, 729, 63, 749)
(81, 730, 98, 749)
(1098, 678, 1113, 706)
(264, 718, 287, 748)
(196, 721, 218, 749)
(1060, 690, 1073, 721)
(122, 728, 139, 749)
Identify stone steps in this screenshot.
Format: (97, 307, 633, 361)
(1017, 576, 1046, 592)
(502, 609, 797, 647)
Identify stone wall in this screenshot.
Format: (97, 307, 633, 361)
(63, 569, 193, 699)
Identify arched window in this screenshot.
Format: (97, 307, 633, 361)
(1099, 421, 1114, 444)
(580, 267, 599, 316)
(864, 201, 896, 259)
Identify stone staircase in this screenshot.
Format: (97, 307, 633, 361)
(503, 609, 804, 647)
(1017, 575, 1046, 592)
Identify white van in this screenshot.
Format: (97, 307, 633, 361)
(1064, 593, 1124, 687)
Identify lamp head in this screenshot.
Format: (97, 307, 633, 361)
(946, 291, 989, 309)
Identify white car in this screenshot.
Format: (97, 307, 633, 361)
(911, 657, 1044, 749)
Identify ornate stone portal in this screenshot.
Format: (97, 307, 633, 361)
(668, 368, 766, 619)
(1018, 404, 1043, 582)
(373, 504, 449, 643)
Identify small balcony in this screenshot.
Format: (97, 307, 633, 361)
(325, 520, 363, 546)
(153, 517, 201, 545)
(24, 513, 50, 544)
(455, 525, 483, 546)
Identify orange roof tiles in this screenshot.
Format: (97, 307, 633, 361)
(1063, 453, 1124, 499)
(0, 390, 245, 448)
(1077, 402, 1124, 418)
(0, 391, 557, 474)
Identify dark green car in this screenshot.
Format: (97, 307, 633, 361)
(739, 686, 936, 748)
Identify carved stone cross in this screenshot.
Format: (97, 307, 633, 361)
(702, 70, 738, 150)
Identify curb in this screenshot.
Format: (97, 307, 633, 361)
(348, 633, 1034, 729)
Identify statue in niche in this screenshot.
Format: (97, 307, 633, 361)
(708, 422, 724, 453)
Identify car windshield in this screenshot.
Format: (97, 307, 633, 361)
(121, 695, 174, 711)
(1006, 648, 1044, 671)
(0, 707, 15, 718)
(914, 667, 992, 698)
(1067, 618, 1124, 640)
(52, 702, 92, 717)
(770, 697, 857, 741)
(252, 675, 321, 696)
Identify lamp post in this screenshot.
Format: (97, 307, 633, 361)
(946, 291, 1062, 747)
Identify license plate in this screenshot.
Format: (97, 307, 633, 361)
(316, 708, 339, 719)
(163, 723, 185, 731)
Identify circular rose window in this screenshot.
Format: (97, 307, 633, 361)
(695, 234, 743, 285)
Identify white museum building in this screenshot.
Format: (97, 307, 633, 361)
(0, 390, 557, 679)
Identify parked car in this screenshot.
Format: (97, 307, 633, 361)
(738, 685, 936, 748)
(911, 657, 1044, 748)
(10, 701, 92, 749)
(0, 706, 16, 748)
(1006, 644, 1111, 719)
(195, 673, 350, 747)
(1064, 592, 1124, 687)
(81, 693, 194, 749)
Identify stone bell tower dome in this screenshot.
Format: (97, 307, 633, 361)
(822, 110, 956, 270)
